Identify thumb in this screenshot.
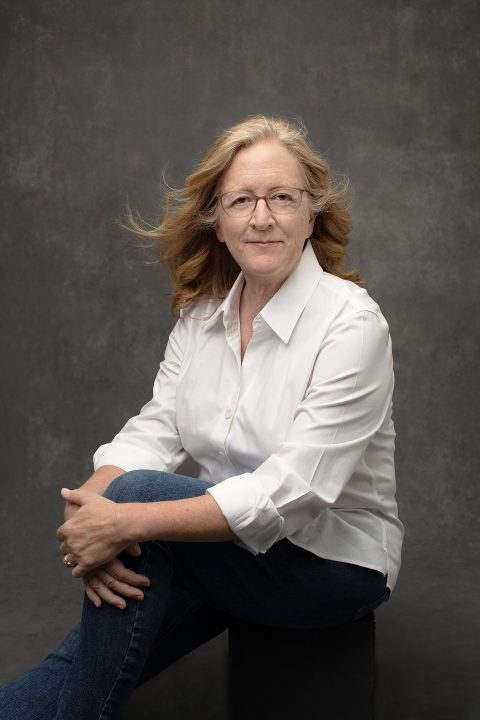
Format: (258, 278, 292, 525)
(61, 487, 93, 506)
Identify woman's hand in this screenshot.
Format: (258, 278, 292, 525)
(64, 499, 80, 523)
(63, 496, 141, 561)
(57, 487, 134, 577)
(83, 556, 150, 610)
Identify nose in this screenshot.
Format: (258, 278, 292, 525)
(249, 197, 275, 229)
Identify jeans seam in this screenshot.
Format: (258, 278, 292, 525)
(97, 551, 151, 720)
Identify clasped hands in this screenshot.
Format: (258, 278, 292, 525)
(57, 488, 150, 610)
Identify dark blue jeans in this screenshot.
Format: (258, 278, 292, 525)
(0, 470, 390, 719)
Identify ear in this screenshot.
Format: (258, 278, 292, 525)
(307, 210, 315, 237)
(215, 221, 225, 243)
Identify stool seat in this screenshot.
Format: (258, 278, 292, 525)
(228, 612, 376, 720)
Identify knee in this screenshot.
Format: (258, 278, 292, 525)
(103, 470, 157, 504)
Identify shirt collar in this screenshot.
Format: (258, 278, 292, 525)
(203, 271, 244, 331)
(259, 240, 323, 343)
(203, 241, 323, 342)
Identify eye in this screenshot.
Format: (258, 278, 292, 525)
(271, 191, 294, 202)
(230, 194, 252, 207)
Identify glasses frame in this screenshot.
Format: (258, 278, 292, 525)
(217, 187, 310, 217)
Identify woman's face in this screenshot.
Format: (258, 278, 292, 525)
(215, 140, 315, 292)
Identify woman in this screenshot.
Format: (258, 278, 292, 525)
(0, 116, 403, 719)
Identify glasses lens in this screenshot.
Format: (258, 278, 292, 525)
(268, 188, 302, 214)
(221, 192, 256, 216)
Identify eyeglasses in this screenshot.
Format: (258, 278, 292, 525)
(218, 187, 309, 217)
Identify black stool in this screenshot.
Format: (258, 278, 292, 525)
(228, 613, 376, 720)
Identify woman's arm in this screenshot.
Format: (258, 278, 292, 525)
(57, 488, 235, 578)
(60, 316, 195, 598)
(125, 492, 235, 544)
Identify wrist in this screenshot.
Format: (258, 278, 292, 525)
(81, 465, 126, 496)
(119, 503, 148, 545)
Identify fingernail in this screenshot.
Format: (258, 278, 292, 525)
(117, 603, 126, 610)
(135, 594, 144, 601)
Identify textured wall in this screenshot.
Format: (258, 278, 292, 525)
(1, 0, 479, 703)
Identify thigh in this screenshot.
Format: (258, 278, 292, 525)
(167, 538, 389, 629)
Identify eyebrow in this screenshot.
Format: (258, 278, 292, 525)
(222, 184, 296, 194)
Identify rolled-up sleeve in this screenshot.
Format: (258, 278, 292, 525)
(93, 318, 188, 472)
(206, 309, 394, 555)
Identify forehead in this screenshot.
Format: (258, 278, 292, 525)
(220, 139, 304, 191)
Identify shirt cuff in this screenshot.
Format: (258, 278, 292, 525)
(206, 473, 285, 555)
(93, 442, 167, 473)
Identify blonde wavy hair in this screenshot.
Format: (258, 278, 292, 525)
(126, 115, 363, 312)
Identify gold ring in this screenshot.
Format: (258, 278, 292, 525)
(63, 555, 75, 568)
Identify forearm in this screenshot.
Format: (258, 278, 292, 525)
(123, 493, 236, 544)
(79, 465, 126, 495)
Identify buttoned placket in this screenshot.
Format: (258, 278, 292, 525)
(220, 313, 272, 471)
(211, 314, 240, 469)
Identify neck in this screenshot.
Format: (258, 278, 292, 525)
(240, 278, 282, 317)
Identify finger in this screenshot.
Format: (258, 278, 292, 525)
(72, 564, 88, 578)
(85, 575, 126, 610)
(64, 501, 80, 522)
(61, 487, 100, 506)
(106, 558, 150, 587)
(83, 578, 102, 608)
(125, 543, 142, 557)
(96, 569, 145, 601)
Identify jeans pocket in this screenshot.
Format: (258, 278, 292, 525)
(351, 587, 391, 622)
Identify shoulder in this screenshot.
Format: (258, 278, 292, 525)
(300, 271, 392, 352)
(315, 272, 382, 318)
(179, 296, 222, 323)
(176, 296, 225, 342)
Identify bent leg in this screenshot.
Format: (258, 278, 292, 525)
(54, 471, 228, 720)
(2, 470, 388, 719)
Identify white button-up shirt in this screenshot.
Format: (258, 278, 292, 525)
(94, 242, 403, 591)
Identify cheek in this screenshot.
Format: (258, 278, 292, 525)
(291, 215, 313, 240)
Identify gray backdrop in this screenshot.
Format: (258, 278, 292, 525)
(1, 1, 479, 718)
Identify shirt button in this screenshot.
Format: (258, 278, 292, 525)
(225, 407, 232, 419)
